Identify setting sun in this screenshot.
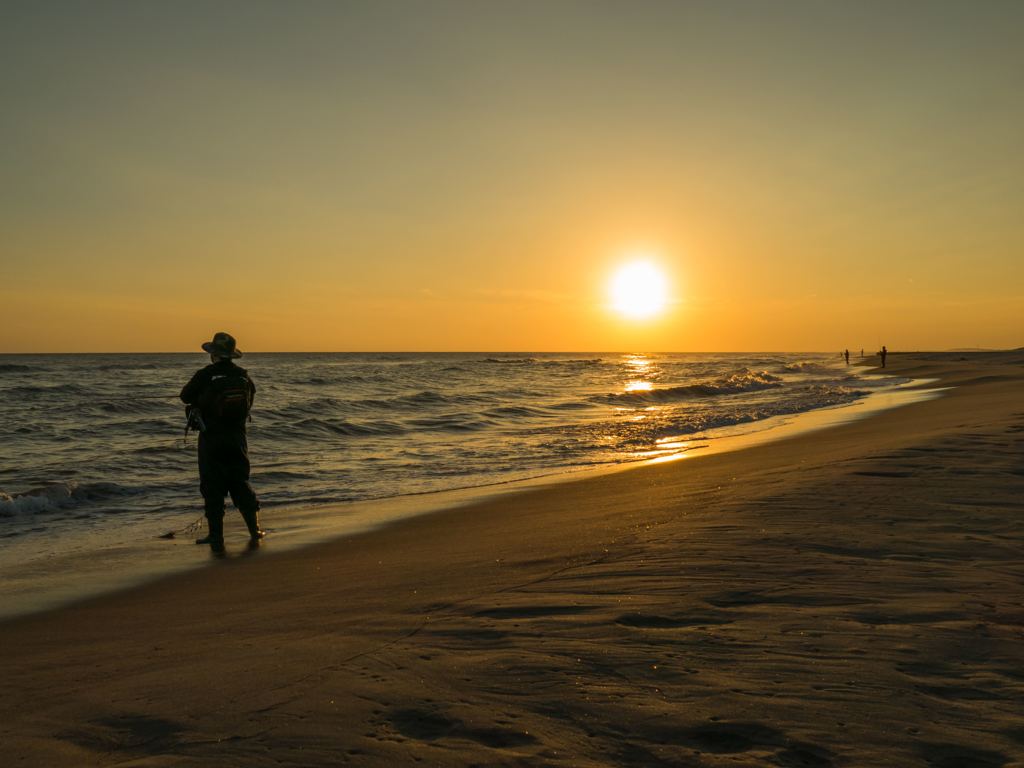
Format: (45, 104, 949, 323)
(609, 260, 670, 320)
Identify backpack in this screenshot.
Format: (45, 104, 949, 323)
(200, 371, 252, 425)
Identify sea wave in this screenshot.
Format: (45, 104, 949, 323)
(399, 390, 456, 405)
(283, 417, 406, 437)
(256, 469, 320, 482)
(482, 405, 553, 419)
(550, 400, 598, 410)
(668, 393, 863, 438)
(301, 374, 376, 385)
(405, 414, 495, 432)
(94, 399, 173, 415)
(539, 358, 603, 366)
(95, 363, 161, 371)
(273, 397, 342, 418)
(0, 481, 142, 517)
(582, 385, 870, 450)
(133, 444, 184, 455)
(602, 370, 783, 405)
(0, 363, 32, 373)
(346, 390, 497, 411)
(3, 383, 93, 397)
(780, 361, 835, 373)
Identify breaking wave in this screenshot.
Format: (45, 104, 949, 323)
(0, 481, 142, 517)
(781, 361, 835, 374)
(602, 370, 783, 405)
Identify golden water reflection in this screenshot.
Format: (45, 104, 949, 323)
(624, 354, 652, 372)
(628, 440, 703, 464)
(655, 439, 689, 450)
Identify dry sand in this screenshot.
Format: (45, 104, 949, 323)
(2, 351, 1023, 767)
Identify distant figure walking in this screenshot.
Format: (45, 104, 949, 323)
(860, 348, 864, 358)
(181, 332, 263, 553)
(880, 345, 888, 368)
(844, 349, 850, 365)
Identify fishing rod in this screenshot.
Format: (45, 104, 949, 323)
(157, 513, 205, 540)
(155, 409, 208, 539)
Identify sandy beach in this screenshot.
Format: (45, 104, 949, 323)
(2, 351, 1022, 767)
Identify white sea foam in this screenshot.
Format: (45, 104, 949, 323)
(0, 481, 137, 517)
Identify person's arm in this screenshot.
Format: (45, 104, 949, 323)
(180, 368, 209, 405)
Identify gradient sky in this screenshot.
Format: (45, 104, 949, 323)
(2, 0, 1022, 352)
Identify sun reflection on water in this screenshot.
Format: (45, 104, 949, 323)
(623, 354, 656, 396)
(624, 354, 652, 371)
(655, 439, 690, 450)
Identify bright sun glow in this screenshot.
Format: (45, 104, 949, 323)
(609, 260, 669, 319)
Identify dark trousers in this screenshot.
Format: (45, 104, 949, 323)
(198, 429, 260, 522)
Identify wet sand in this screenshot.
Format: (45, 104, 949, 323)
(2, 351, 1023, 767)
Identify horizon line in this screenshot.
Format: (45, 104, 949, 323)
(0, 348, 1009, 356)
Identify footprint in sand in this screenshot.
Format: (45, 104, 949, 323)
(386, 708, 538, 749)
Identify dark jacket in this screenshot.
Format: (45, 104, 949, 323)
(180, 359, 256, 432)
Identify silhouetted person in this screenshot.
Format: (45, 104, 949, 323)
(181, 332, 263, 553)
(880, 345, 888, 368)
(844, 349, 850, 365)
(860, 348, 864, 358)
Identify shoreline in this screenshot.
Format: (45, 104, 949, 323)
(1, 367, 936, 622)
(3, 350, 1023, 766)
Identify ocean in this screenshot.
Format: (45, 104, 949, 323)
(0, 352, 911, 616)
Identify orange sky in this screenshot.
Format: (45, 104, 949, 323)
(2, 1, 1022, 352)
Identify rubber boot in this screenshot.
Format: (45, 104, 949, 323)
(241, 508, 265, 542)
(196, 515, 225, 553)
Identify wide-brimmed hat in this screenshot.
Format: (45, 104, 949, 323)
(201, 331, 243, 358)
